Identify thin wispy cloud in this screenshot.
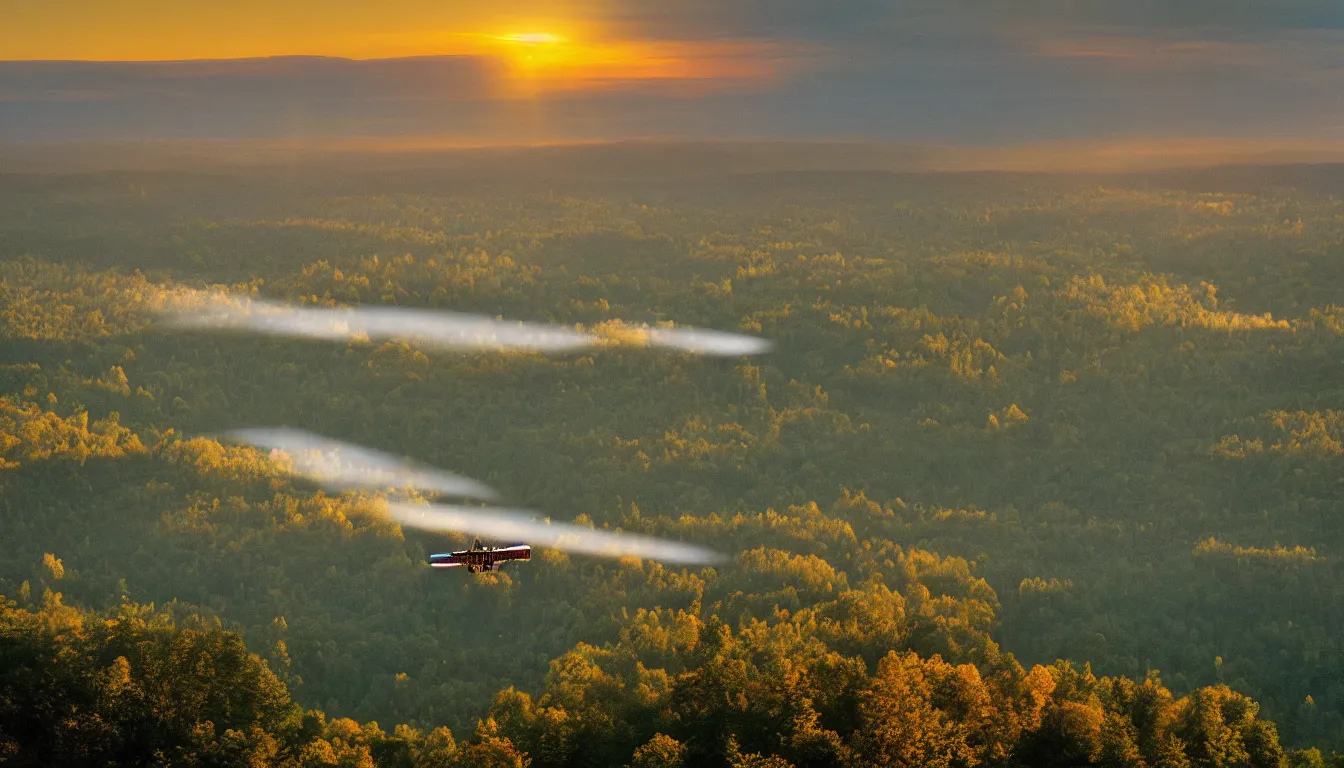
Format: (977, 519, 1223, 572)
(1018, 26, 1344, 79)
(386, 501, 727, 565)
(220, 427, 500, 501)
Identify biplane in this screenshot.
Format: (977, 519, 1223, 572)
(429, 538, 532, 573)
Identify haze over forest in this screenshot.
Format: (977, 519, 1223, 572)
(4, 1, 1344, 767)
(2, 147, 1343, 767)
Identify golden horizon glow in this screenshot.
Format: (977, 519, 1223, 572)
(387, 28, 799, 97)
(0, 3, 797, 96)
(495, 33, 566, 44)
(1, 22, 796, 99)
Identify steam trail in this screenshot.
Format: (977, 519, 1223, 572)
(163, 294, 595, 353)
(646, 326, 773, 356)
(223, 427, 725, 565)
(386, 501, 727, 566)
(221, 427, 499, 501)
(156, 291, 771, 357)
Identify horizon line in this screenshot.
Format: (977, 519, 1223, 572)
(0, 53, 485, 64)
(3, 135, 1344, 176)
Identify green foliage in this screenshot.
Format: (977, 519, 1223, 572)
(2, 161, 1344, 764)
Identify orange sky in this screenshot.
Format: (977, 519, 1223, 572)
(442, 34, 797, 96)
(0, 1, 586, 60)
(4, 1, 1341, 146)
(0, 0, 802, 96)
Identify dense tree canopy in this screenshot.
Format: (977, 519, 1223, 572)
(1, 160, 1342, 765)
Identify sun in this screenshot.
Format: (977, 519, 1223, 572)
(496, 33, 566, 45)
(446, 28, 788, 99)
(485, 31, 582, 83)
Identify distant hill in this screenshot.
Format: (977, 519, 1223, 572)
(3, 135, 1344, 183)
(0, 56, 504, 142)
(1, 55, 1343, 172)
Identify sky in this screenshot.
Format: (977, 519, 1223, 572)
(1, 0, 1343, 147)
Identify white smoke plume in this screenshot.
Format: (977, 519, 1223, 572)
(645, 326, 773, 356)
(155, 290, 770, 357)
(221, 427, 499, 501)
(161, 292, 595, 353)
(222, 426, 725, 565)
(386, 501, 727, 566)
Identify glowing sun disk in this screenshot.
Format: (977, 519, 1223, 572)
(497, 33, 565, 44)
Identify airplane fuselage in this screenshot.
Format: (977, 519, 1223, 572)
(430, 543, 532, 573)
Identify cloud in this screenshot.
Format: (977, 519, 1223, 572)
(0, 56, 502, 101)
(992, 0, 1344, 33)
(0, 56, 509, 139)
(2, 1, 1341, 144)
(486, 37, 813, 98)
(597, 0, 904, 43)
(599, 0, 1342, 42)
(1018, 26, 1344, 77)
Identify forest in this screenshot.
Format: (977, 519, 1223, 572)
(1, 155, 1343, 766)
